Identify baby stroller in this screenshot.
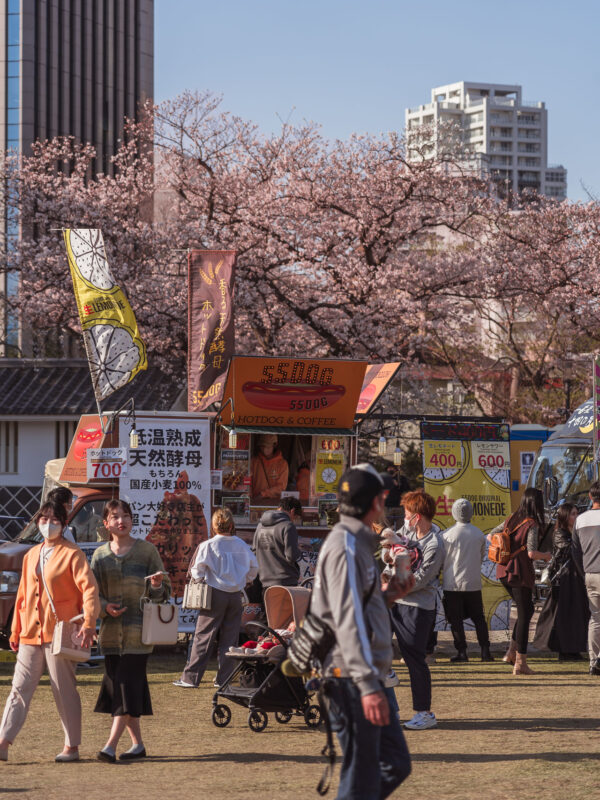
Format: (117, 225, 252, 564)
(211, 585, 321, 732)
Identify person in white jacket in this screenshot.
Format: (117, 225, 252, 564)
(442, 498, 493, 663)
(173, 508, 258, 688)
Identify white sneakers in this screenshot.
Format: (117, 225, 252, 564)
(172, 679, 197, 688)
(403, 711, 437, 730)
(384, 669, 400, 688)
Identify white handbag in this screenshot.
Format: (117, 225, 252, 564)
(39, 552, 91, 662)
(182, 579, 212, 610)
(140, 577, 179, 645)
(182, 542, 213, 610)
(51, 614, 92, 662)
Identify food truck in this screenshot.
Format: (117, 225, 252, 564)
(212, 356, 370, 536)
(0, 356, 397, 644)
(527, 398, 595, 513)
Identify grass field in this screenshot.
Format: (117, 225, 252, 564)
(0, 644, 598, 799)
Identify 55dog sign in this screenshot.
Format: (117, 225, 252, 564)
(219, 356, 368, 429)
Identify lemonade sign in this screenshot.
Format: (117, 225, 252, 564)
(64, 229, 147, 402)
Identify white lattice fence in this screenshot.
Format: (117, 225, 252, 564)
(0, 486, 42, 538)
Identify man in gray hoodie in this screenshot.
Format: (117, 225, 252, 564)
(311, 464, 413, 799)
(252, 496, 302, 589)
(442, 498, 493, 663)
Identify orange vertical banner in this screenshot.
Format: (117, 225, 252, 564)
(187, 250, 236, 411)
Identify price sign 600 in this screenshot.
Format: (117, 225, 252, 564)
(471, 441, 511, 471)
(478, 453, 505, 469)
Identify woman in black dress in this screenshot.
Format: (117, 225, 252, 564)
(533, 503, 589, 660)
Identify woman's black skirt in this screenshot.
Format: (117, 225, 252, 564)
(94, 653, 153, 718)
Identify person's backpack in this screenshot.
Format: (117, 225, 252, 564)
(488, 518, 532, 565)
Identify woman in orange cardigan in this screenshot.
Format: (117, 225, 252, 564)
(0, 500, 100, 763)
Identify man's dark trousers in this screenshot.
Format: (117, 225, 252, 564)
(327, 679, 411, 799)
(442, 590, 490, 652)
(390, 603, 434, 711)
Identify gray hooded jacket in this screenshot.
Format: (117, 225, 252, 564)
(392, 523, 445, 610)
(311, 515, 392, 697)
(252, 510, 301, 588)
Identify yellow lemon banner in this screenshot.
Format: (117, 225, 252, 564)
(64, 229, 147, 402)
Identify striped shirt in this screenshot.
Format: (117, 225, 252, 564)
(91, 539, 170, 655)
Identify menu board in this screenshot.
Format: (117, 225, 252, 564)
(312, 435, 348, 499)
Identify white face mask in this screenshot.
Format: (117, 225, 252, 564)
(39, 521, 63, 541)
(405, 515, 418, 535)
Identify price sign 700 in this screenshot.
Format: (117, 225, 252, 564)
(91, 461, 123, 478)
(86, 447, 128, 481)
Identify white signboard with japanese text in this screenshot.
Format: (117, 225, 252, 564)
(118, 417, 211, 625)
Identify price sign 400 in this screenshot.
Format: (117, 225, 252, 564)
(424, 441, 462, 470)
(429, 452, 458, 468)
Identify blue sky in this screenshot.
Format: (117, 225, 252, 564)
(155, 0, 599, 202)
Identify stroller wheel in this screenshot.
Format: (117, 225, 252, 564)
(275, 710, 293, 724)
(248, 709, 268, 732)
(304, 704, 322, 728)
(212, 704, 232, 728)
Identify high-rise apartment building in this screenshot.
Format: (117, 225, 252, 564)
(405, 81, 567, 201)
(0, 0, 154, 355)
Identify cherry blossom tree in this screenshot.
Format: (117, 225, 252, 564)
(2, 92, 490, 368)
(418, 199, 600, 422)
(2, 91, 599, 425)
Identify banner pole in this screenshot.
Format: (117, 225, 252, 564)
(594, 354, 600, 481)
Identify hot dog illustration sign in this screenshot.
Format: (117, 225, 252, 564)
(220, 356, 368, 429)
(241, 380, 346, 413)
(60, 414, 118, 483)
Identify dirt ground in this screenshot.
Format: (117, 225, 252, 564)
(0, 641, 598, 800)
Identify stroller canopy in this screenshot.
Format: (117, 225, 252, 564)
(264, 586, 310, 630)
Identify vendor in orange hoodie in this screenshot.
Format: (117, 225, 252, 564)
(251, 434, 289, 503)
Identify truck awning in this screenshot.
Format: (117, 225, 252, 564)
(221, 425, 356, 436)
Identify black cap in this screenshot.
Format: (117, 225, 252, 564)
(338, 464, 384, 517)
(378, 472, 395, 492)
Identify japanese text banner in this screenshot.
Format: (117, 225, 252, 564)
(188, 250, 236, 411)
(593, 355, 600, 465)
(119, 417, 211, 603)
(63, 229, 147, 404)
